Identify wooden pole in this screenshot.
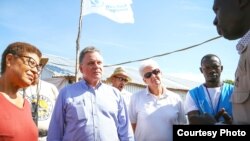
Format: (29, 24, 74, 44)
(75, 0, 84, 82)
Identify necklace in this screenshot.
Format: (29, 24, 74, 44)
(204, 84, 223, 115)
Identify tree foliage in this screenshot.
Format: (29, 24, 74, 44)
(223, 79, 234, 85)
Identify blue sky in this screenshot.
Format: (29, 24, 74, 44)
(0, 0, 239, 82)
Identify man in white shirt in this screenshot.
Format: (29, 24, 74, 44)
(129, 59, 186, 141)
(107, 67, 132, 107)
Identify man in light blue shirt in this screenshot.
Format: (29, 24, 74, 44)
(47, 46, 134, 141)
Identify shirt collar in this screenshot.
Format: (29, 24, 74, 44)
(145, 86, 168, 98)
(82, 79, 102, 90)
(236, 30, 250, 54)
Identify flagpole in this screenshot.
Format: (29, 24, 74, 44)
(75, 0, 84, 82)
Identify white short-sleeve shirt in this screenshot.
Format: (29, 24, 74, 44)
(129, 87, 186, 141)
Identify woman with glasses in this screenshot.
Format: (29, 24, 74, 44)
(18, 57, 59, 141)
(129, 59, 187, 141)
(0, 42, 42, 141)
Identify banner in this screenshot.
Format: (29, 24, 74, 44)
(83, 0, 134, 24)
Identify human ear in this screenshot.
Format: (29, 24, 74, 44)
(5, 53, 14, 66)
(199, 67, 203, 73)
(79, 65, 83, 74)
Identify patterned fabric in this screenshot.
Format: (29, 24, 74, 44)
(236, 30, 250, 54)
(20, 80, 59, 141)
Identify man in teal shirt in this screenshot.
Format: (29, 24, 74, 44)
(184, 54, 233, 124)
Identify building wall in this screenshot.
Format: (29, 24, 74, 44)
(124, 83, 188, 101)
(44, 79, 188, 102)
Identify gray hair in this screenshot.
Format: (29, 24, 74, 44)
(139, 59, 160, 77)
(79, 46, 101, 64)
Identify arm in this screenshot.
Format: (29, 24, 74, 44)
(47, 89, 65, 141)
(129, 93, 137, 133)
(117, 93, 134, 141)
(184, 91, 216, 124)
(215, 108, 233, 124)
(177, 96, 187, 124)
(187, 110, 217, 125)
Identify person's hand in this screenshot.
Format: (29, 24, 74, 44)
(214, 108, 225, 120)
(189, 113, 217, 125)
(222, 111, 233, 124)
(215, 108, 233, 124)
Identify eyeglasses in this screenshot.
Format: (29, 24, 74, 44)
(144, 69, 161, 78)
(18, 55, 42, 73)
(114, 76, 129, 83)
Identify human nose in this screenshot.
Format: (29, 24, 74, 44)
(213, 17, 218, 26)
(30, 66, 40, 74)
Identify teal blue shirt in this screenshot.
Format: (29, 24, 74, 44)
(189, 83, 233, 122)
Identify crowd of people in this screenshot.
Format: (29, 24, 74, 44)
(0, 1, 250, 140)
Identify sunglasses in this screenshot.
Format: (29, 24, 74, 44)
(144, 69, 161, 78)
(114, 76, 129, 83)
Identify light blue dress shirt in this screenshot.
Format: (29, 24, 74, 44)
(47, 80, 134, 141)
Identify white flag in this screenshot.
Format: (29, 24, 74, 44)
(83, 0, 134, 24)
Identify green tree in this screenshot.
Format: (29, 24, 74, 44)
(223, 79, 234, 85)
